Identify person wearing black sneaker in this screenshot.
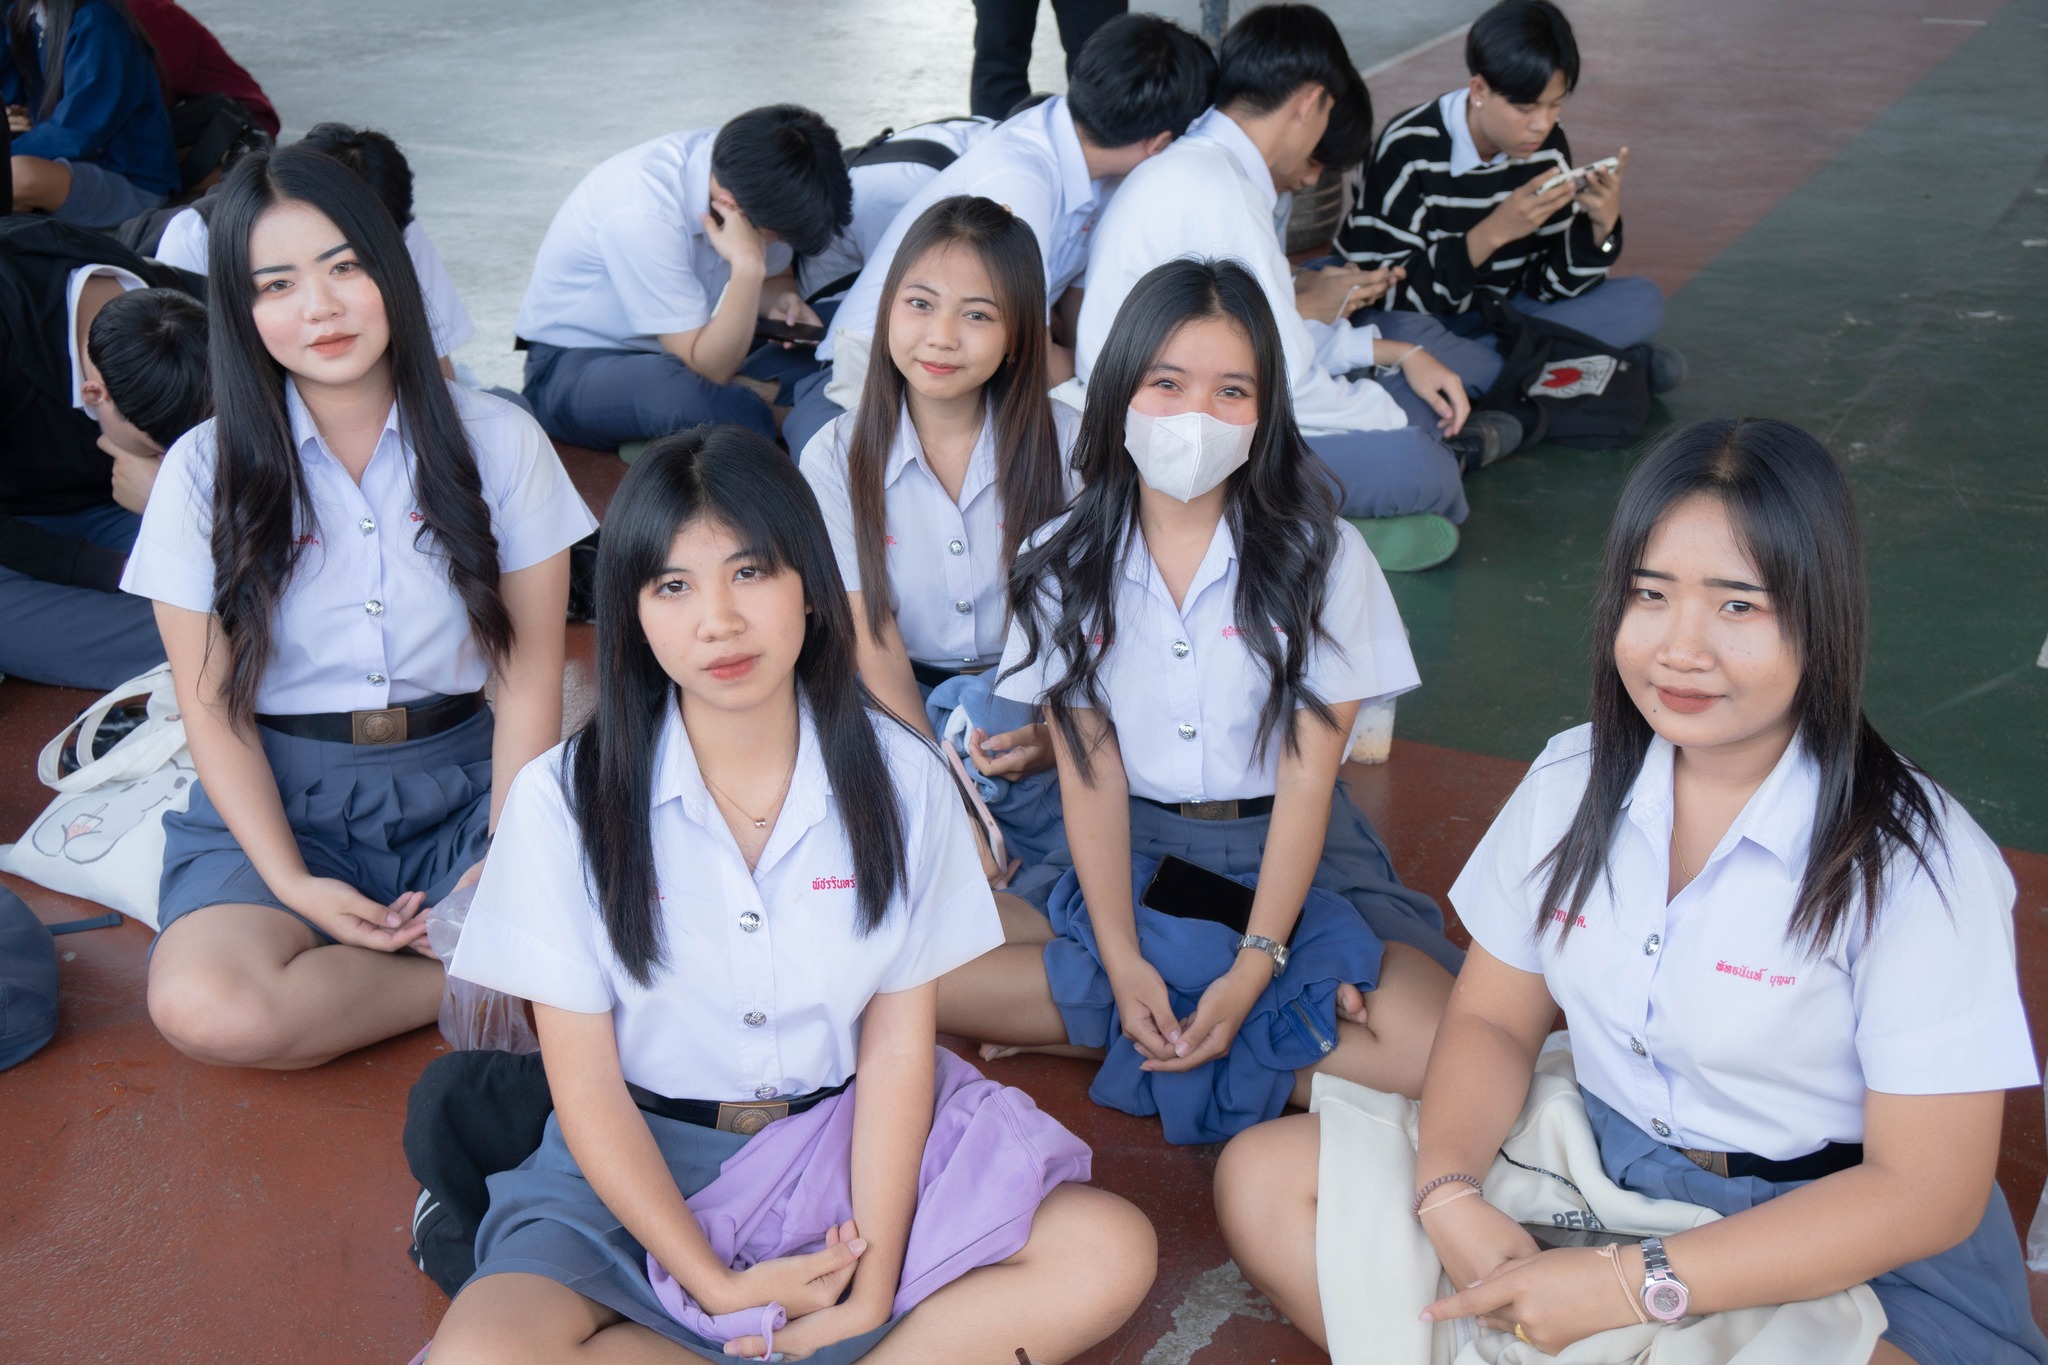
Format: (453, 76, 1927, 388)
(1338, 0, 1684, 404)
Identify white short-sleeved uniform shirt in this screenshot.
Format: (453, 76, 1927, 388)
(1451, 725, 2039, 1161)
(1075, 109, 1402, 437)
(65, 264, 146, 408)
(995, 514, 1419, 802)
(820, 97, 1108, 405)
(797, 118, 1000, 301)
(514, 128, 795, 354)
(799, 401, 1080, 669)
(449, 698, 1003, 1100)
(120, 380, 598, 714)
(154, 213, 477, 359)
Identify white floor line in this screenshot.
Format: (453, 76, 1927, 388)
(1363, 21, 1472, 79)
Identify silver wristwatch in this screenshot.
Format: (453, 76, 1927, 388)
(1638, 1236, 1691, 1322)
(1237, 933, 1288, 976)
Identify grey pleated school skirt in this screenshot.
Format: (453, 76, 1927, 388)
(470, 1112, 900, 1363)
(155, 711, 494, 941)
(1011, 783, 1465, 976)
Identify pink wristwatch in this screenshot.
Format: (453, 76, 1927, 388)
(1638, 1237, 1690, 1322)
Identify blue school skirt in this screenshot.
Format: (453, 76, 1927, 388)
(470, 1112, 899, 1364)
(1017, 783, 1464, 977)
(155, 711, 494, 941)
(1582, 1089, 2048, 1365)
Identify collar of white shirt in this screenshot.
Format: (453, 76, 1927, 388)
(885, 402, 998, 506)
(1188, 107, 1278, 216)
(1439, 88, 1507, 179)
(284, 377, 403, 464)
(1121, 512, 1238, 611)
(652, 690, 833, 861)
(1622, 732, 1820, 877)
(67, 263, 148, 409)
(1043, 96, 1107, 221)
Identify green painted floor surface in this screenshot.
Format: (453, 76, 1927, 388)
(1387, 0, 2048, 852)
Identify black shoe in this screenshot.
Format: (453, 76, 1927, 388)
(1447, 410, 1524, 472)
(1645, 343, 1687, 394)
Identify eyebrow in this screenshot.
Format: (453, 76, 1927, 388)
(1632, 568, 1769, 592)
(1147, 362, 1257, 383)
(903, 280, 999, 307)
(251, 241, 354, 277)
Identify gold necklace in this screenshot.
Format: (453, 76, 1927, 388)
(702, 760, 795, 831)
(1672, 836, 1698, 885)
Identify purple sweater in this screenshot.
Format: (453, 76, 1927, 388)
(647, 1048, 1090, 1352)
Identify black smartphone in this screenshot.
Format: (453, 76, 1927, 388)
(755, 317, 827, 347)
(1139, 855, 1260, 938)
(1520, 1220, 1636, 1250)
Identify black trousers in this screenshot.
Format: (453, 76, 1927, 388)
(970, 0, 1129, 120)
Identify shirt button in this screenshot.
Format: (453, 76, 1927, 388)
(367, 672, 386, 685)
(357, 516, 375, 534)
(1171, 640, 1191, 658)
(947, 539, 965, 555)
(755, 1084, 777, 1100)
(1177, 722, 1197, 741)
(365, 599, 384, 617)
(743, 1011, 766, 1028)
(739, 911, 761, 933)
(1651, 1119, 1672, 1139)
(1630, 1036, 1647, 1057)
(953, 599, 972, 614)
(1642, 933, 1661, 956)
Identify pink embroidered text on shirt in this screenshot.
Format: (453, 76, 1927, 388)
(292, 533, 319, 547)
(409, 510, 426, 523)
(1547, 908, 1589, 929)
(811, 875, 855, 891)
(1714, 960, 1771, 983)
(885, 534, 899, 546)
(1219, 624, 1285, 639)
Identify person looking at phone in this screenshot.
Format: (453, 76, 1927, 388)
(1338, 0, 1681, 399)
(513, 105, 851, 451)
(1214, 418, 2045, 1364)
(933, 258, 1462, 1146)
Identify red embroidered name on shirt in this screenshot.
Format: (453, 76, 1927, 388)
(1547, 908, 1589, 929)
(812, 875, 855, 891)
(1219, 625, 1285, 639)
(1714, 960, 1793, 986)
(409, 511, 426, 523)
(885, 534, 898, 546)
(292, 533, 319, 546)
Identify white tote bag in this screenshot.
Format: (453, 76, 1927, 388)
(0, 664, 195, 929)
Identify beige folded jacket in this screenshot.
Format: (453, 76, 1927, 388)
(1311, 1036, 1885, 1365)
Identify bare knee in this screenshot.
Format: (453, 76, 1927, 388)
(147, 957, 296, 1068)
(1033, 1185, 1158, 1317)
(433, 1273, 613, 1365)
(1216, 1115, 1318, 1243)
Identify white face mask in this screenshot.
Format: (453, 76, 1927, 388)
(1123, 407, 1256, 502)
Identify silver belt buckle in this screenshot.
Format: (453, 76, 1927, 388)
(350, 705, 408, 746)
(1178, 799, 1240, 821)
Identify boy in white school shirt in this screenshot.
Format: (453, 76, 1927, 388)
(1074, 4, 1523, 572)
(514, 105, 851, 452)
(781, 13, 1216, 458)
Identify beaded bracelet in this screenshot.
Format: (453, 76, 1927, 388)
(1411, 1172, 1483, 1219)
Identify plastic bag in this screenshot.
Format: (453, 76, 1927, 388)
(425, 884, 540, 1054)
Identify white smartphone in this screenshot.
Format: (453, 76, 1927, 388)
(1537, 156, 1620, 194)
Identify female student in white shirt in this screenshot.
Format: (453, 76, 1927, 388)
(123, 145, 595, 1070)
(1215, 417, 2047, 1364)
(937, 258, 1463, 1135)
(430, 427, 1155, 1365)
(801, 195, 1077, 797)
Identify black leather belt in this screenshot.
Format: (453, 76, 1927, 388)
(1675, 1140, 1863, 1183)
(1134, 794, 1277, 821)
(627, 1078, 852, 1136)
(255, 690, 485, 746)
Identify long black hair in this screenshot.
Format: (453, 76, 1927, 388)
(1003, 257, 1342, 780)
(1537, 417, 1945, 953)
(7, 0, 157, 119)
(202, 145, 510, 721)
(570, 425, 912, 985)
(847, 195, 1065, 643)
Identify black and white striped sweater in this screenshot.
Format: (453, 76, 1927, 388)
(1335, 96, 1622, 314)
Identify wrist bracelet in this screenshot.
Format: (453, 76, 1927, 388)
(1416, 1185, 1480, 1218)
(1375, 343, 1423, 377)
(1411, 1172, 1483, 1218)
(1597, 1244, 1650, 1324)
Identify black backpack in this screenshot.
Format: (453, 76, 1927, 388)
(1472, 293, 1652, 451)
(403, 1049, 556, 1294)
